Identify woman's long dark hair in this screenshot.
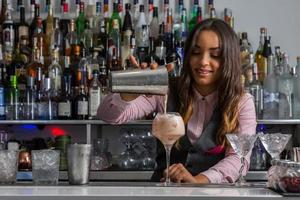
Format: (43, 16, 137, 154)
(178, 18, 243, 146)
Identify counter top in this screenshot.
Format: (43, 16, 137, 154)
(0, 182, 296, 200)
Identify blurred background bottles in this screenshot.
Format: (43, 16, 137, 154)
(0, 0, 299, 120)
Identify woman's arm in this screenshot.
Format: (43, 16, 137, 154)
(97, 93, 165, 124)
(200, 93, 257, 183)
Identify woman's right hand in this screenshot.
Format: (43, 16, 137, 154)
(120, 55, 160, 101)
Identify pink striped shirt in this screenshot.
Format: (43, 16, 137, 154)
(98, 91, 257, 183)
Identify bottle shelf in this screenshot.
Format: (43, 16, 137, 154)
(0, 120, 153, 125)
(2, 119, 300, 125)
(257, 119, 300, 124)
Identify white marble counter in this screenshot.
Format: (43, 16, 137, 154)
(0, 182, 295, 200)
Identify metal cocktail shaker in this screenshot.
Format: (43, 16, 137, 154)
(67, 144, 92, 185)
(109, 67, 169, 95)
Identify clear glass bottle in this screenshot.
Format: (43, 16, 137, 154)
(25, 77, 36, 120)
(293, 56, 300, 119)
(6, 75, 19, 120)
(89, 70, 102, 119)
(51, 18, 63, 55)
(149, 7, 159, 40)
(108, 19, 121, 71)
(48, 48, 62, 94)
(263, 55, 279, 119)
(278, 53, 295, 119)
(249, 63, 263, 118)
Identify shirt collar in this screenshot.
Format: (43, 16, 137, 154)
(193, 87, 218, 107)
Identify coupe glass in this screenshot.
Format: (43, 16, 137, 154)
(152, 112, 185, 185)
(226, 133, 258, 185)
(258, 133, 291, 160)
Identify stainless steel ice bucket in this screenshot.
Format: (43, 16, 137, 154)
(67, 144, 92, 185)
(109, 67, 169, 95)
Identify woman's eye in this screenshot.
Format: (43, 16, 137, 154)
(191, 51, 201, 55)
(210, 53, 221, 59)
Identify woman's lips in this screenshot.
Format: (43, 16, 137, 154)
(195, 68, 213, 76)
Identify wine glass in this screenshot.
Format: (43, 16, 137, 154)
(226, 133, 258, 185)
(258, 133, 291, 160)
(152, 112, 185, 185)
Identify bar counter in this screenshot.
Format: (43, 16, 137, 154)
(0, 182, 297, 200)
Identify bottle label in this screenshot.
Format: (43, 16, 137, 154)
(18, 26, 29, 38)
(3, 27, 14, 47)
(78, 101, 88, 115)
(58, 102, 71, 116)
(89, 90, 101, 116)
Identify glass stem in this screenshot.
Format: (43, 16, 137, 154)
(237, 156, 245, 184)
(164, 145, 172, 184)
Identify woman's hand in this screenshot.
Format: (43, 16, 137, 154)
(162, 163, 196, 183)
(162, 163, 210, 184)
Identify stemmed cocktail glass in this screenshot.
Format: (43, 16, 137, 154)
(226, 133, 258, 185)
(258, 133, 291, 160)
(152, 112, 185, 185)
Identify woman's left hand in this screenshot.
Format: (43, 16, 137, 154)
(162, 163, 197, 183)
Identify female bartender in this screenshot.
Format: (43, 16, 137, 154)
(98, 18, 257, 184)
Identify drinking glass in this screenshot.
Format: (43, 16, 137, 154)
(152, 112, 185, 185)
(0, 150, 19, 184)
(31, 149, 60, 185)
(258, 133, 291, 160)
(226, 133, 258, 185)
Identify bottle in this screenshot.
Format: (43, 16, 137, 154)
(263, 55, 279, 119)
(0, 67, 6, 120)
(25, 77, 36, 120)
(94, 20, 108, 61)
(0, 0, 8, 42)
(173, 0, 184, 42)
(294, 57, 300, 119)
(58, 57, 73, 120)
(148, 0, 154, 25)
(83, 19, 94, 53)
(32, 17, 45, 66)
(122, 3, 133, 61)
(144, 37, 160, 66)
(136, 25, 149, 64)
(44, 0, 54, 58)
(256, 27, 267, 83)
(278, 53, 295, 119)
(65, 19, 80, 57)
(248, 63, 263, 118)
(60, 1, 71, 39)
(107, 19, 121, 71)
(240, 32, 253, 69)
(51, 18, 63, 55)
(76, 2, 87, 41)
(189, 0, 200, 32)
(132, 0, 140, 26)
(17, 6, 29, 44)
(261, 35, 273, 82)
(165, 35, 182, 78)
(26, 40, 44, 80)
(6, 75, 19, 120)
(37, 78, 58, 120)
(250, 124, 267, 170)
(109, 3, 122, 33)
(149, 7, 159, 40)
(89, 70, 102, 119)
(93, 1, 104, 37)
(29, 3, 40, 48)
(2, 6, 14, 65)
(48, 48, 62, 94)
(74, 85, 89, 120)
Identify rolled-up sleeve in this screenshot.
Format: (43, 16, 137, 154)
(201, 93, 257, 183)
(97, 93, 164, 124)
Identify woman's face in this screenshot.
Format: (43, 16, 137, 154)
(189, 30, 222, 95)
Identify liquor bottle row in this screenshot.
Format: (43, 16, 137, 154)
(243, 43, 300, 120)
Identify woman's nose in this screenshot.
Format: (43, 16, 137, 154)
(199, 53, 210, 66)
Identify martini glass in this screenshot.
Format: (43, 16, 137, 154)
(152, 112, 185, 185)
(226, 133, 258, 185)
(258, 133, 291, 160)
